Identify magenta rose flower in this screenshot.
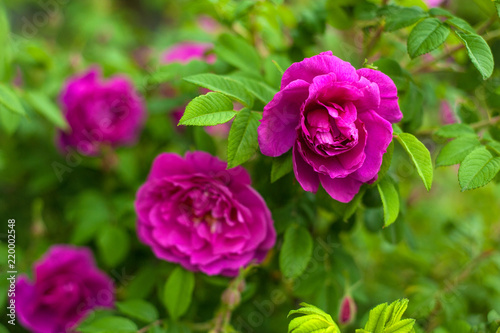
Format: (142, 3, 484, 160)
(58, 67, 146, 156)
(258, 51, 402, 202)
(161, 42, 216, 64)
(15, 245, 114, 333)
(135, 151, 276, 276)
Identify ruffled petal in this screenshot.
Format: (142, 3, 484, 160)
(357, 68, 402, 123)
(258, 79, 310, 156)
(351, 111, 393, 182)
(282, 51, 358, 88)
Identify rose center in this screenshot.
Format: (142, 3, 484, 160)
(304, 108, 357, 156)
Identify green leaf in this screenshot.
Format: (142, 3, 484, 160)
(455, 31, 494, 80)
(487, 140, 500, 155)
(271, 151, 293, 183)
(79, 316, 138, 333)
(0, 84, 25, 116)
(280, 225, 313, 279)
(434, 123, 475, 138)
(384, 319, 415, 333)
(436, 137, 481, 167)
(179, 92, 236, 126)
(0, 104, 21, 135)
(184, 74, 254, 107)
(164, 267, 195, 321)
(407, 18, 450, 58)
(384, 299, 410, 327)
(384, 6, 428, 32)
(396, 133, 433, 191)
(116, 299, 159, 323)
(377, 176, 400, 227)
(288, 303, 340, 333)
(233, 77, 277, 103)
(227, 109, 261, 168)
(377, 141, 394, 182)
(428, 7, 454, 18)
(25, 91, 69, 130)
(458, 146, 500, 191)
(97, 225, 130, 267)
(215, 33, 261, 74)
(364, 303, 388, 333)
(496, 0, 500, 18)
(445, 17, 475, 33)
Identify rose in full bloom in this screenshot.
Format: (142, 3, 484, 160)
(258, 51, 402, 202)
(58, 68, 146, 156)
(15, 245, 114, 333)
(135, 151, 276, 276)
(161, 42, 216, 64)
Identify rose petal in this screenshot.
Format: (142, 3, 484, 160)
(357, 68, 402, 123)
(319, 174, 363, 203)
(258, 79, 310, 157)
(351, 111, 393, 182)
(293, 143, 320, 192)
(282, 51, 358, 88)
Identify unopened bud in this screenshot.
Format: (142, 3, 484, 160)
(222, 288, 241, 309)
(339, 295, 356, 325)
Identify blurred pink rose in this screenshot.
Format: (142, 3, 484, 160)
(440, 101, 458, 125)
(161, 42, 216, 65)
(135, 151, 276, 276)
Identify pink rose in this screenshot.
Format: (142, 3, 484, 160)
(161, 42, 216, 65)
(134, 151, 276, 276)
(258, 52, 402, 202)
(58, 67, 146, 156)
(15, 245, 114, 333)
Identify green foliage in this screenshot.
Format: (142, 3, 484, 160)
(384, 6, 428, 32)
(79, 316, 138, 333)
(436, 136, 481, 167)
(179, 92, 236, 126)
(455, 31, 495, 80)
(163, 267, 195, 321)
(214, 33, 261, 74)
(377, 176, 400, 227)
(458, 146, 500, 191)
(25, 91, 69, 130)
(395, 133, 433, 191)
(434, 123, 476, 138)
(184, 73, 254, 107)
(227, 109, 261, 168)
(407, 18, 450, 58)
(116, 299, 159, 323)
(288, 302, 340, 333)
(271, 150, 293, 183)
(280, 225, 313, 279)
(97, 225, 130, 267)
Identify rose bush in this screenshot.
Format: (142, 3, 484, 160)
(15, 245, 114, 333)
(58, 68, 146, 156)
(258, 51, 402, 202)
(135, 151, 276, 276)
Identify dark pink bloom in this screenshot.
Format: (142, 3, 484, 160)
(258, 52, 402, 202)
(58, 67, 146, 156)
(15, 245, 114, 333)
(339, 295, 357, 325)
(161, 42, 216, 65)
(135, 151, 276, 276)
